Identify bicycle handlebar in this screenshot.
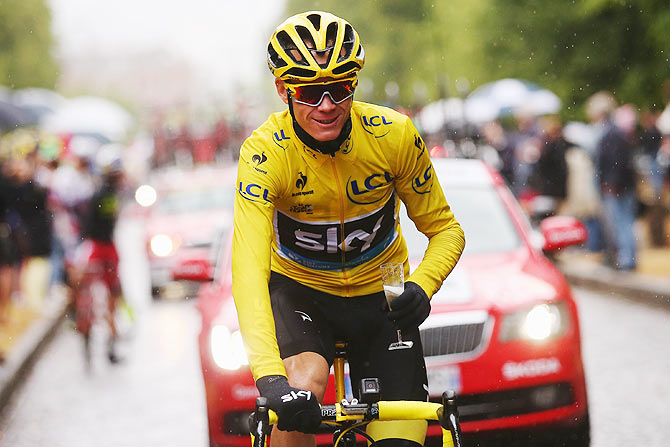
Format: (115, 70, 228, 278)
(251, 392, 463, 447)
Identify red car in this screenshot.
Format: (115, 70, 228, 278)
(134, 164, 236, 298)
(186, 158, 589, 446)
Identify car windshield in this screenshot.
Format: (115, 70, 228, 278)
(158, 188, 233, 214)
(401, 186, 521, 256)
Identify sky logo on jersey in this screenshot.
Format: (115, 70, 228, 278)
(411, 164, 433, 194)
(346, 171, 394, 204)
(361, 115, 392, 138)
(272, 129, 291, 150)
(237, 181, 271, 203)
(275, 194, 397, 270)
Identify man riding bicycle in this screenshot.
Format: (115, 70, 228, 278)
(69, 155, 124, 364)
(232, 11, 465, 447)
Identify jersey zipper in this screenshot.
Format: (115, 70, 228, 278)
(328, 153, 351, 294)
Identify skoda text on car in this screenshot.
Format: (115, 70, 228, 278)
(135, 164, 236, 298)
(187, 158, 589, 446)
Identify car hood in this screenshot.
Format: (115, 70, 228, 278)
(419, 248, 560, 313)
(147, 209, 232, 244)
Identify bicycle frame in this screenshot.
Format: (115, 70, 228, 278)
(249, 343, 464, 447)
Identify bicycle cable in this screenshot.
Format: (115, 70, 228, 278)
(333, 422, 373, 446)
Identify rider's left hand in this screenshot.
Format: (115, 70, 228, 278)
(385, 281, 431, 330)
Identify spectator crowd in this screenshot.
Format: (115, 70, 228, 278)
(471, 91, 670, 271)
(0, 130, 125, 362)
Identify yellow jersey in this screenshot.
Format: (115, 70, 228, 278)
(232, 101, 465, 380)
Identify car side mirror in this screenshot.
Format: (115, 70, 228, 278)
(540, 215, 588, 252)
(172, 256, 214, 282)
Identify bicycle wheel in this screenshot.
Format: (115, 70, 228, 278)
(75, 285, 94, 368)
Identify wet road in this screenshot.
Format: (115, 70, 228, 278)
(0, 299, 208, 447)
(1, 211, 668, 446)
(576, 287, 670, 447)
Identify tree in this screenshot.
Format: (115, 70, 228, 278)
(283, 0, 670, 116)
(283, 0, 443, 107)
(0, 0, 58, 89)
(473, 0, 670, 116)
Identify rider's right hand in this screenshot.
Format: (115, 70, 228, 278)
(256, 375, 321, 433)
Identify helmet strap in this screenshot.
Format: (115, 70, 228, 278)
(288, 93, 352, 156)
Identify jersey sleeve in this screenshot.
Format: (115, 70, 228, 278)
(232, 137, 287, 381)
(393, 118, 466, 297)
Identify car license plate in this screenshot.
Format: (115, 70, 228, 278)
(427, 365, 462, 396)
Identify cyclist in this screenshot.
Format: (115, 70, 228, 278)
(232, 11, 465, 447)
(69, 153, 124, 364)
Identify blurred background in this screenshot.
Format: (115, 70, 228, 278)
(1, 0, 669, 446)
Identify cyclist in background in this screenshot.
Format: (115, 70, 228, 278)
(232, 11, 465, 447)
(70, 153, 124, 364)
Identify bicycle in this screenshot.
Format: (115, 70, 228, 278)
(70, 256, 127, 368)
(249, 342, 464, 447)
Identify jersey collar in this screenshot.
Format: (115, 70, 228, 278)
(292, 128, 357, 167)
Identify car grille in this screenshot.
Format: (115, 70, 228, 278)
(430, 382, 576, 422)
(419, 311, 489, 358)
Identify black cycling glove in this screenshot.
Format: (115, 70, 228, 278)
(385, 281, 431, 330)
(255, 375, 321, 433)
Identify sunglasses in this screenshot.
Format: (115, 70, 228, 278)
(287, 79, 356, 107)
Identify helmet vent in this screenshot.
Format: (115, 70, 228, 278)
(337, 24, 355, 63)
(267, 43, 287, 68)
(286, 67, 317, 78)
(277, 30, 309, 66)
(296, 26, 316, 50)
(332, 61, 360, 75)
(306, 13, 321, 31)
(325, 22, 339, 49)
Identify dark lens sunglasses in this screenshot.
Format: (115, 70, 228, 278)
(288, 79, 355, 107)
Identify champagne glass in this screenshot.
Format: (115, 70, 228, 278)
(380, 263, 414, 350)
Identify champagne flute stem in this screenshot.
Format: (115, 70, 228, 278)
(396, 329, 403, 342)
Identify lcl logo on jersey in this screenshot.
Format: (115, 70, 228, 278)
(412, 164, 433, 195)
(346, 172, 394, 204)
(361, 115, 392, 138)
(237, 181, 271, 203)
(272, 129, 291, 150)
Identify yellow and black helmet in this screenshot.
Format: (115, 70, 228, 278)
(267, 11, 365, 83)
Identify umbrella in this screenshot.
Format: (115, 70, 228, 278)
(42, 96, 134, 142)
(464, 78, 561, 123)
(0, 100, 38, 133)
(415, 98, 465, 134)
(11, 88, 66, 122)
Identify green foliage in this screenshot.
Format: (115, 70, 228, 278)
(283, 0, 670, 118)
(0, 0, 58, 89)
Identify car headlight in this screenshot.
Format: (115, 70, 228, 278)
(150, 234, 176, 257)
(210, 325, 249, 370)
(499, 302, 569, 342)
(135, 184, 157, 207)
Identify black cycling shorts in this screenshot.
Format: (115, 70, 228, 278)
(268, 271, 428, 402)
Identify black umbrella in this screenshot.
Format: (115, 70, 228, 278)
(0, 100, 37, 133)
